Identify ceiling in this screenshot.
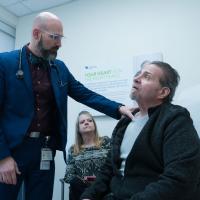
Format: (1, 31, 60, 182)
(0, 0, 77, 17)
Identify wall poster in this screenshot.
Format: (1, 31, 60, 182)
(80, 52, 163, 116)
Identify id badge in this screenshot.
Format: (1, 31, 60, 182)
(40, 160, 50, 170)
(41, 148, 53, 161)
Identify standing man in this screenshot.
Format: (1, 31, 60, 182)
(0, 12, 133, 200)
(81, 61, 200, 200)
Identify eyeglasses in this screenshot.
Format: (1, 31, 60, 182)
(41, 30, 64, 41)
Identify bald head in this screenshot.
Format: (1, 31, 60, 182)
(33, 12, 62, 31)
(29, 11, 63, 59)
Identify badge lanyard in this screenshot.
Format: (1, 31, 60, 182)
(40, 136, 53, 170)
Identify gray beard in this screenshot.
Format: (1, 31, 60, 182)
(38, 40, 57, 61)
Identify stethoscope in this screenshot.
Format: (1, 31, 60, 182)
(16, 48, 65, 87)
(16, 48, 24, 79)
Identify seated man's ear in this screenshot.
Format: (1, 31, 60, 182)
(158, 87, 170, 100)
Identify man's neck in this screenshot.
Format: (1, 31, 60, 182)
(28, 43, 42, 58)
(138, 101, 163, 115)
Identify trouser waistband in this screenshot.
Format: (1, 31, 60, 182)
(29, 132, 40, 138)
(27, 132, 51, 139)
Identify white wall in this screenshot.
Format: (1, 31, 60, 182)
(0, 31, 15, 52)
(0, 6, 17, 51)
(14, 0, 200, 199)
(0, 6, 18, 28)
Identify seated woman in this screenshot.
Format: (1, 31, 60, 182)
(63, 111, 111, 200)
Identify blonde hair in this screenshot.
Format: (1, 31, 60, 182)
(73, 111, 102, 155)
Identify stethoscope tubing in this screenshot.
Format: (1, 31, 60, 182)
(16, 47, 64, 87)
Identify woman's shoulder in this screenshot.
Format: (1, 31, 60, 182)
(100, 136, 111, 147)
(68, 145, 76, 154)
(101, 135, 111, 141)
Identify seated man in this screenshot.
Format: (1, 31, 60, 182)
(81, 61, 200, 200)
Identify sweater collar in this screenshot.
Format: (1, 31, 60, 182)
(132, 102, 169, 118)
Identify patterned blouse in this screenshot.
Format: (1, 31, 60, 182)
(64, 136, 111, 183)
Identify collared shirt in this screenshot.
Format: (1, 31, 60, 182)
(26, 47, 57, 136)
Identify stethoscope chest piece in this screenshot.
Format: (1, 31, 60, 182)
(16, 69, 24, 79)
(16, 48, 24, 79)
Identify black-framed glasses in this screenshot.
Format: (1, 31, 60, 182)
(41, 30, 64, 41)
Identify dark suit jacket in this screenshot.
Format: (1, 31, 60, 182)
(0, 46, 121, 160)
(81, 103, 200, 200)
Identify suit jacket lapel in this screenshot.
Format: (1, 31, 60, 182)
(20, 47, 34, 99)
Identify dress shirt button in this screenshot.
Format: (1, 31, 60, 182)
(37, 107, 40, 111)
(37, 123, 41, 127)
(37, 81, 41, 84)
